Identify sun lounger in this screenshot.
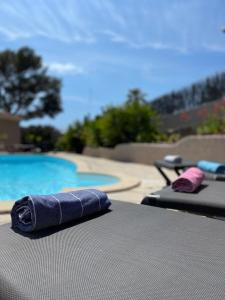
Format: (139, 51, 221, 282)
(142, 180, 225, 219)
(203, 172, 225, 181)
(154, 159, 225, 185)
(154, 159, 196, 185)
(1, 200, 225, 299)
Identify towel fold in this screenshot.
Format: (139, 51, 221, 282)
(172, 167, 205, 193)
(197, 160, 225, 174)
(11, 189, 111, 232)
(164, 155, 182, 164)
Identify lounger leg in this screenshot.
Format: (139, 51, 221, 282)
(155, 165, 171, 186)
(174, 167, 182, 176)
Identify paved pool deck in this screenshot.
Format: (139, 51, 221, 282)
(0, 153, 177, 225)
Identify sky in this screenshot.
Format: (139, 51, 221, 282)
(0, 0, 225, 131)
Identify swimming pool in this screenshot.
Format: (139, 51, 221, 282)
(0, 155, 119, 200)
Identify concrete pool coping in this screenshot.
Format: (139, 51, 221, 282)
(0, 152, 141, 213)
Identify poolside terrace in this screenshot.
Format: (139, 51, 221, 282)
(0, 153, 176, 225)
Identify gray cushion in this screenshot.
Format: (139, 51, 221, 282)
(1, 200, 225, 299)
(142, 180, 225, 217)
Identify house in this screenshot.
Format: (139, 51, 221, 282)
(0, 112, 21, 151)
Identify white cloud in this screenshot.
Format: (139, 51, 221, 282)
(101, 29, 187, 53)
(0, 26, 31, 40)
(203, 44, 225, 53)
(0, 0, 224, 54)
(47, 63, 85, 75)
(102, 30, 126, 43)
(0, 0, 96, 44)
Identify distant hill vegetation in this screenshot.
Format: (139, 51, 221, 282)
(151, 72, 225, 115)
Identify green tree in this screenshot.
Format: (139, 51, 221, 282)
(82, 116, 102, 147)
(96, 89, 161, 147)
(22, 125, 61, 152)
(58, 89, 163, 151)
(152, 72, 225, 114)
(0, 47, 62, 119)
(57, 121, 85, 153)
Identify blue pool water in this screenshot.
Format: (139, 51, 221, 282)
(0, 155, 119, 200)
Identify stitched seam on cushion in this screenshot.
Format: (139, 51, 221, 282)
(70, 193, 83, 217)
(29, 195, 36, 229)
(86, 190, 101, 210)
(51, 195, 63, 225)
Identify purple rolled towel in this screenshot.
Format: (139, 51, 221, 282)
(172, 167, 205, 193)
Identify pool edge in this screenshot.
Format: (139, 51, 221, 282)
(0, 152, 141, 213)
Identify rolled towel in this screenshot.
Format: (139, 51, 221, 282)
(11, 189, 111, 232)
(197, 160, 225, 174)
(164, 155, 182, 164)
(172, 167, 205, 193)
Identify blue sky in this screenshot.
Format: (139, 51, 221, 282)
(0, 0, 225, 131)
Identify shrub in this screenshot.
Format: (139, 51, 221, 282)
(58, 89, 164, 151)
(56, 122, 85, 153)
(197, 113, 225, 135)
(22, 125, 61, 152)
(84, 89, 162, 147)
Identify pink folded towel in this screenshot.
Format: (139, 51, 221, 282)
(172, 167, 205, 193)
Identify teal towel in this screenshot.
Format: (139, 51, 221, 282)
(197, 160, 225, 174)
